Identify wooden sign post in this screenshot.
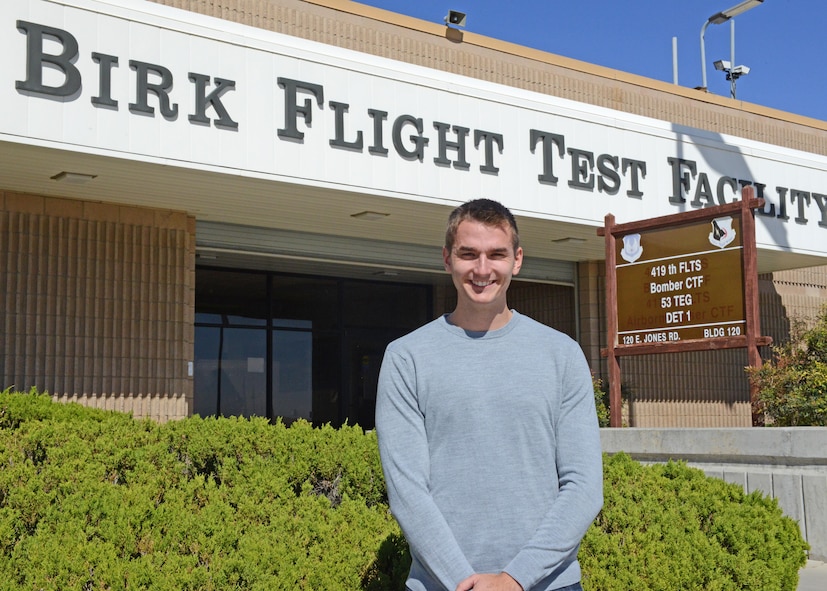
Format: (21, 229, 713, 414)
(598, 187, 771, 427)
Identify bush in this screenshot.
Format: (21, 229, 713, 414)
(0, 388, 404, 590)
(580, 454, 808, 591)
(747, 305, 827, 426)
(593, 376, 611, 428)
(593, 376, 632, 428)
(0, 389, 808, 590)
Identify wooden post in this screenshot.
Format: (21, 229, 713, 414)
(740, 186, 765, 426)
(603, 214, 622, 428)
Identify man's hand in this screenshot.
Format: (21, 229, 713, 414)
(455, 572, 523, 591)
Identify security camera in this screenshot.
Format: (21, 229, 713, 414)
(713, 59, 732, 71)
(731, 65, 750, 76)
(444, 10, 467, 27)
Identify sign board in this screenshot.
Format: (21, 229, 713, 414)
(615, 216, 746, 346)
(599, 189, 771, 427)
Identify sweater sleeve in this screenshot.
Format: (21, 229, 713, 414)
(503, 345, 604, 589)
(375, 347, 476, 589)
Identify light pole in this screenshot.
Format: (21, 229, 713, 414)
(699, 0, 763, 91)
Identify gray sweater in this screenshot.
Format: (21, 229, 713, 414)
(375, 311, 603, 591)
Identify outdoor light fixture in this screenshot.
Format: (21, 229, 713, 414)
(50, 171, 97, 184)
(552, 237, 587, 245)
(699, 0, 763, 91)
(708, 0, 764, 24)
(350, 210, 389, 221)
(444, 10, 466, 28)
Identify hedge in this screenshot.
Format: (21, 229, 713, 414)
(580, 454, 807, 590)
(0, 388, 808, 590)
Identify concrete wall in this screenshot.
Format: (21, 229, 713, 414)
(601, 428, 827, 562)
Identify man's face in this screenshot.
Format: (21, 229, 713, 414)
(443, 220, 523, 311)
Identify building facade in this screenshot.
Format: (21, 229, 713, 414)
(2, 0, 826, 427)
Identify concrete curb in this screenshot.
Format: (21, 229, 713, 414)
(798, 560, 827, 591)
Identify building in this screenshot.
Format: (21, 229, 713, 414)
(2, 0, 826, 427)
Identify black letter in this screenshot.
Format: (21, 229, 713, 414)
(716, 176, 738, 205)
(91, 53, 118, 108)
(568, 148, 594, 190)
(596, 154, 620, 195)
(666, 157, 696, 204)
(530, 130, 565, 184)
(475, 130, 503, 174)
(16, 21, 80, 98)
(329, 101, 363, 151)
(188, 73, 238, 129)
(690, 173, 715, 207)
(622, 158, 646, 198)
(367, 109, 389, 155)
(775, 187, 790, 221)
(392, 115, 429, 161)
(129, 60, 178, 119)
(790, 189, 811, 224)
(812, 193, 827, 228)
(751, 182, 777, 217)
(277, 77, 324, 140)
(433, 122, 470, 170)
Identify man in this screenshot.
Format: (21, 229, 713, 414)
(375, 199, 603, 591)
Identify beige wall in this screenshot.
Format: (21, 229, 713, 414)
(0, 192, 196, 422)
(762, 268, 827, 335)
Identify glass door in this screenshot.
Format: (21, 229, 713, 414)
(344, 328, 407, 431)
(194, 325, 266, 417)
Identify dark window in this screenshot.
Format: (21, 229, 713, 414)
(194, 269, 431, 427)
(271, 276, 338, 330)
(272, 329, 313, 423)
(343, 281, 430, 329)
(218, 327, 267, 417)
(196, 269, 267, 326)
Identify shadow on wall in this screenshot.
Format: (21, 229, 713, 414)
(669, 122, 790, 252)
(758, 273, 792, 359)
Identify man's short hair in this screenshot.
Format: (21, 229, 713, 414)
(445, 198, 520, 253)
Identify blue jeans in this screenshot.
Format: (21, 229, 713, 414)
(555, 584, 583, 591)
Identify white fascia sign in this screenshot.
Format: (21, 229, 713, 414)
(1, 0, 826, 258)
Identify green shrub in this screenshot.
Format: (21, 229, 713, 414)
(0, 388, 403, 590)
(593, 376, 611, 428)
(747, 305, 827, 426)
(580, 453, 808, 590)
(0, 389, 808, 590)
(593, 376, 632, 428)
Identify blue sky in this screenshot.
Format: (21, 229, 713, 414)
(357, 0, 827, 123)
